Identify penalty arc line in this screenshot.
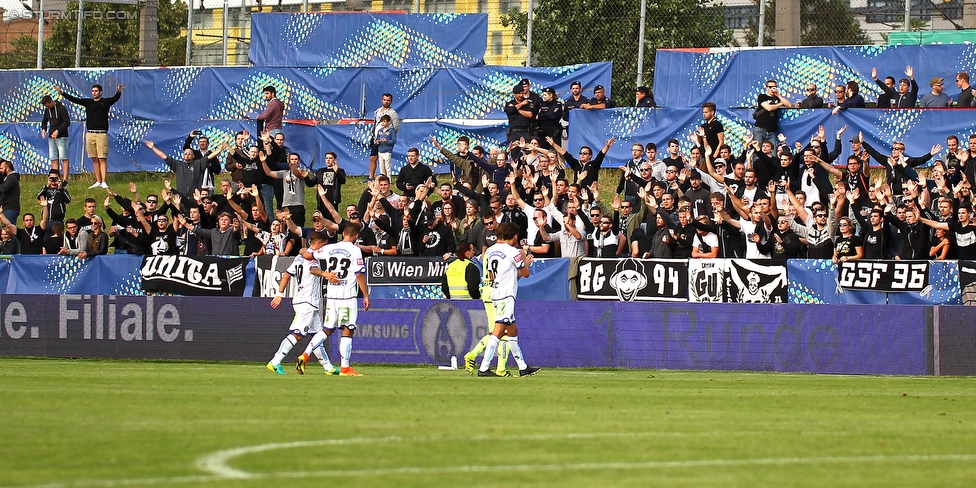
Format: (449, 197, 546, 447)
(8, 433, 976, 488)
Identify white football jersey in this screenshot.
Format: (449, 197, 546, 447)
(312, 241, 365, 300)
(285, 254, 323, 309)
(483, 242, 525, 301)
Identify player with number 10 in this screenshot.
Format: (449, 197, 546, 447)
(296, 224, 370, 376)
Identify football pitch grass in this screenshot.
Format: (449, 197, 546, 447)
(2, 358, 976, 488)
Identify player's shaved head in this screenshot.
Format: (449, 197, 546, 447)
(308, 231, 328, 244)
(343, 223, 361, 239)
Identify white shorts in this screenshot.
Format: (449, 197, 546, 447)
(324, 297, 358, 330)
(492, 297, 516, 325)
(288, 303, 321, 336)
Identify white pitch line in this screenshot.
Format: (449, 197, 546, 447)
(6, 432, 976, 488)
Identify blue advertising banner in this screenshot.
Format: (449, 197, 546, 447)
(787, 259, 959, 305)
(249, 13, 488, 68)
(653, 45, 976, 108)
(366, 257, 572, 302)
(566, 107, 976, 171)
(602, 302, 927, 374)
(0, 63, 611, 124)
(0, 258, 10, 291)
(885, 261, 961, 305)
(4, 255, 256, 297)
(0, 296, 927, 375)
(937, 306, 976, 376)
(6, 255, 145, 295)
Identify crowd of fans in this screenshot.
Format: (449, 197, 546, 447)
(2, 71, 975, 262)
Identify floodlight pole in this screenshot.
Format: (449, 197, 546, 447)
(186, 0, 194, 65)
(75, 0, 84, 67)
(904, 0, 911, 31)
(757, 0, 766, 47)
(222, 0, 229, 65)
(525, 0, 534, 67)
(637, 0, 646, 86)
(36, 0, 45, 69)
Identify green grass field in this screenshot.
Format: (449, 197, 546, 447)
(2, 358, 975, 487)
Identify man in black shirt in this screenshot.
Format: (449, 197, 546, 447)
(395, 148, 434, 199)
(420, 211, 456, 257)
(856, 208, 887, 259)
(700, 102, 724, 158)
(581, 85, 615, 110)
(954, 72, 976, 108)
(548, 136, 615, 188)
(562, 80, 588, 133)
(55, 83, 124, 190)
(16, 213, 45, 255)
(919, 204, 976, 259)
(536, 87, 564, 148)
(754, 79, 792, 146)
(504, 84, 536, 144)
(37, 170, 70, 231)
(872, 66, 918, 108)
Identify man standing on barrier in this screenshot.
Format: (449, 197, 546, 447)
(40, 95, 71, 181)
(55, 83, 124, 189)
(367, 93, 400, 182)
(255, 86, 284, 138)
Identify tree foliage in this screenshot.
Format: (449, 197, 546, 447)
(501, 0, 734, 106)
(3, 0, 187, 69)
(745, 0, 870, 47)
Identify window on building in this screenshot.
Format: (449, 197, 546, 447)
(499, 0, 520, 14)
(384, 0, 413, 10)
(723, 6, 756, 30)
(491, 32, 503, 55)
(426, 0, 455, 13)
(511, 35, 524, 55)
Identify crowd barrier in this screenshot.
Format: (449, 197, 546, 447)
(566, 106, 976, 169)
(653, 44, 976, 108)
(249, 13, 489, 68)
(0, 62, 610, 175)
(0, 255, 970, 306)
(6, 295, 976, 376)
(0, 63, 611, 125)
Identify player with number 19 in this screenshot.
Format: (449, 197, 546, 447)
(477, 222, 540, 377)
(297, 224, 370, 376)
(266, 232, 338, 375)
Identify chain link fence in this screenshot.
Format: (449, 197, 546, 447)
(2, 0, 973, 77)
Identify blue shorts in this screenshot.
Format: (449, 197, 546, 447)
(48, 137, 69, 161)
